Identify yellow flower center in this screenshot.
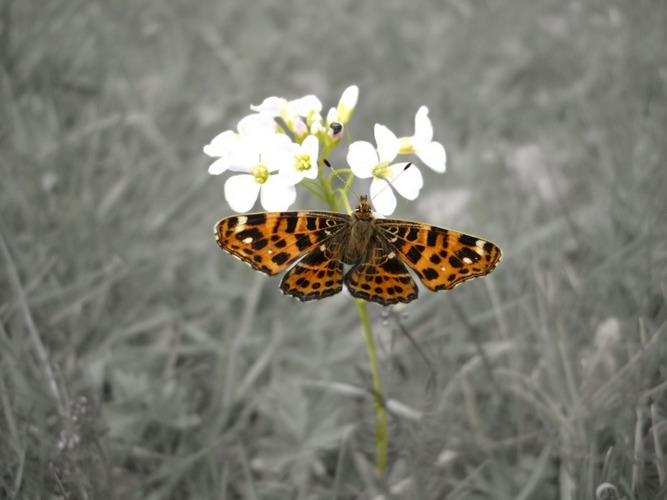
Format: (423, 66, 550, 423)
(372, 160, 392, 180)
(294, 153, 312, 172)
(250, 164, 269, 184)
(398, 137, 416, 155)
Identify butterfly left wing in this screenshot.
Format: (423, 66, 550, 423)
(215, 211, 348, 275)
(279, 244, 344, 301)
(374, 220, 502, 291)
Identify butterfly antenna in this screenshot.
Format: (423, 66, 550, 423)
(324, 158, 361, 201)
(370, 162, 413, 202)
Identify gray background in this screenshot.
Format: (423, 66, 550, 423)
(1, 0, 666, 498)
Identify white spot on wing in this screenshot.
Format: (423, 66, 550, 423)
(387, 252, 396, 259)
(463, 257, 473, 264)
(235, 216, 248, 231)
(243, 237, 253, 244)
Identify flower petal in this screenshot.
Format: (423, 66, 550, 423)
(390, 163, 423, 200)
(226, 137, 260, 172)
(339, 85, 359, 110)
(250, 97, 286, 115)
(301, 135, 320, 179)
(208, 156, 230, 175)
(374, 124, 399, 162)
(237, 112, 277, 138)
(224, 174, 260, 213)
(203, 130, 236, 157)
(260, 178, 296, 211)
(291, 95, 322, 116)
(301, 134, 319, 157)
(337, 85, 358, 123)
(369, 178, 397, 215)
(347, 141, 378, 178)
(414, 106, 434, 142)
(326, 107, 339, 125)
(293, 118, 309, 138)
(417, 141, 447, 173)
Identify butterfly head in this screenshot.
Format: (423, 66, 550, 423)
(354, 196, 374, 220)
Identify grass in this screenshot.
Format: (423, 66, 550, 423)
(1, 0, 666, 498)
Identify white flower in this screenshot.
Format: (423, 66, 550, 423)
(204, 130, 238, 175)
(336, 85, 358, 124)
(290, 95, 323, 118)
(204, 113, 278, 175)
(347, 124, 423, 215)
(398, 106, 447, 173)
(223, 134, 297, 213)
(251, 94, 322, 138)
(277, 134, 319, 184)
(237, 112, 278, 138)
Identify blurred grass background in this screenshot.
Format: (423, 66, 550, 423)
(1, 0, 666, 498)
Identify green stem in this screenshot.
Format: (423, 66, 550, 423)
(354, 298, 387, 473)
(316, 167, 388, 473)
(317, 160, 338, 209)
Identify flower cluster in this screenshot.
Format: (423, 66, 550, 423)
(204, 86, 446, 215)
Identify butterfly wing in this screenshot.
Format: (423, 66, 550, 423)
(344, 252, 419, 306)
(374, 220, 502, 291)
(279, 245, 344, 301)
(215, 211, 348, 275)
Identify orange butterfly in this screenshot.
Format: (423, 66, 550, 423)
(215, 196, 501, 306)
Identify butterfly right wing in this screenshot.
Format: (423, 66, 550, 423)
(215, 211, 348, 275)
(374, 219, 502, 291)
(344, 252, 419, 306)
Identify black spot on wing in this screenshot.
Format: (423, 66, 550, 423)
(295, 277, 310, 287)
(272, 252, 290, 265)
(449, 255, 463, 268)
(285, 217, 298, 233)
(405, 245, 424, 264)
(246, 214, 268, 225)
(456, 246, 481, 262)
(406, 227, 419, 241)
(380, 257, 405, 274)
(295, 235, 312, 251)
(458, 234, 477, 246)
(251, 238, 268, 250)
(236, 228, 263, 242)
(422, 267, 439, 280)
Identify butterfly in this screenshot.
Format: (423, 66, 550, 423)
(215, 196, 502, 306)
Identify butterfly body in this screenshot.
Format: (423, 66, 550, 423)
(215, 196, 501, 306)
